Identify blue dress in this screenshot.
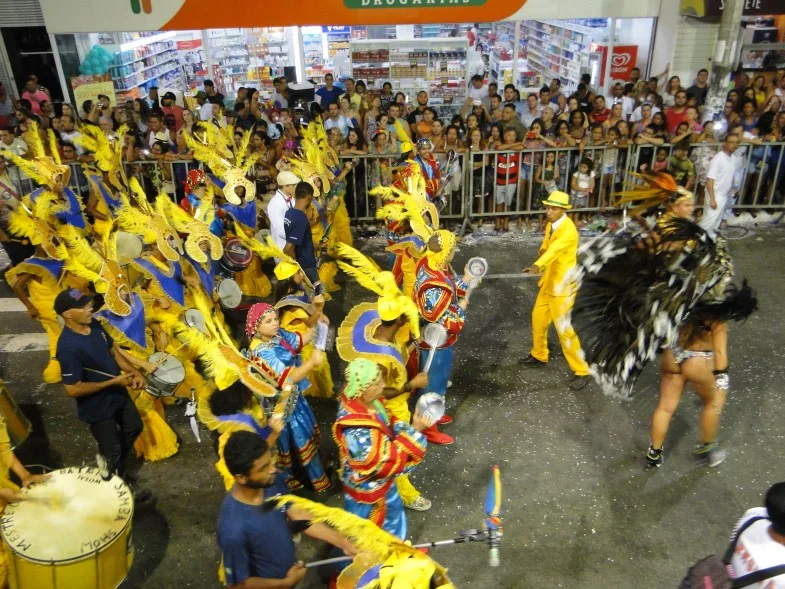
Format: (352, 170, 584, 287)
(246, 329, 330, 492)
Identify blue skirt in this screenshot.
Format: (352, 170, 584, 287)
(419, 345, 454, 396)
(277, 393, 330, 492)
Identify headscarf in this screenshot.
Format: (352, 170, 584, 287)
(185, 169, 207, 193)
(343, 358, 381, 399)
(245, 302, 276, 338)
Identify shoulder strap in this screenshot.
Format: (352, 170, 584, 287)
(724, 515, 785, 588)
(724, 516, 769, 563)
(732, 565, 785, 588)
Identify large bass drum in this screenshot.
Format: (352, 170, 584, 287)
(1, 467, 134, 589)
(0, 380, 32, 449)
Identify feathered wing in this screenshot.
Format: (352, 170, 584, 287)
(569, 217, 728, 397)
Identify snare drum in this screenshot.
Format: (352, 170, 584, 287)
(220, 237, 252, 273)
(216, 277, 242, 309)
(2, 467, 134, 589)
(0, 380, 32, 449)
(146, 353, 186, 398)
(184, 308, 207, 334)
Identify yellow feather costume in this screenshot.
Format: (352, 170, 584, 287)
(267, 495, 454, 589)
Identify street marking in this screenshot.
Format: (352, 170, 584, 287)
(0, 299, 26, 313)
(483, 273, 539, 280)
(0, 333, 49, 353)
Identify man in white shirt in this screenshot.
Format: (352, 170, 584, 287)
(520, 93, 541, 129)
(0, 128, 27, 158)
(730, 482, 785, 588)
(323, 101, 353, 139)
(467, 75, 486, 102)
(267, 171, 300, 251)
(59, 115, 85, 155)
(701, 134, 741, 236)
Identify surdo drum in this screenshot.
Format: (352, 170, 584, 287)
(1, 467, 134, 589)
(145, 352, 185, 397)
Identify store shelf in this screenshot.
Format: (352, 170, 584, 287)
(115, 63, 183, 91)
(112, 57, 178, 80)
(118, 31, 176, 52)
(518, 20, 598, 92)
(110, 47, 176, 69)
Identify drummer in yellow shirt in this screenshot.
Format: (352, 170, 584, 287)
(521, 191, 591, 390)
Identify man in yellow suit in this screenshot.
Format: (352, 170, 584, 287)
(521, 191, 590, 390)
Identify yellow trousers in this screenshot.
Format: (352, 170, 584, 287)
(530, 289, 590, 376)
(386, 394, 421, 504)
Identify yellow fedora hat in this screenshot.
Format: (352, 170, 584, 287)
(542, 190, 572, 210)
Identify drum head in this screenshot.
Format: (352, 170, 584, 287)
(467, 257, 488, 279)
(1, 467, 132, 563)
(423, 323, 448, 349)
(116, 231, 144, 266)
(221, 237, 252, 272)
(218, 278, 242, 309)
(149, 352, 186, 384)
(184, 308, 207, 334)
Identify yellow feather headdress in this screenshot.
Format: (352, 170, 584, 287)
(1, 122, 71, 189)
(75, 124, 129, 192)
(120, 178, 182, 261)
(157, 194, 222, 264)
(614, 171, 694, 215)
(334, 243, 420, 339)
(186, 122, 257, 204)
(7, 198, 69, 260)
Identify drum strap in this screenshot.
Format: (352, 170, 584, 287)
(279, 337, 298, 357)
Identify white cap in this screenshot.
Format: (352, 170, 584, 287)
(276, 171, 300, 186)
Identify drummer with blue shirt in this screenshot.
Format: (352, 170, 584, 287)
(218, 431, 356, 588)
(54, 288, 155, 504)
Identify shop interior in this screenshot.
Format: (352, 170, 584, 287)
(3, 14, 784, 108)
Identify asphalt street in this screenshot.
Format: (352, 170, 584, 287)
(0, 223, 782, 588)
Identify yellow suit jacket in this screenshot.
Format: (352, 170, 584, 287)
(534, 216, 579, 296)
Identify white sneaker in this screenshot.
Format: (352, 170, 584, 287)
(96, 454, 111, 480)
(404, 496, 432, 511)
(447, 380, 453, 388)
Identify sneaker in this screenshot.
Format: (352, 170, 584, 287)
(568, 374, 591, 390)
(96, 454, 111, 480)
(694, 443, 727, 468)
(131, 487, 156, 508)
(422, 425, 454, 445)
(447, 380, 453, 388)
(645, 446, 663, 469)
(521, 354, 547, 367)
(437, 414, 453, 426)
(404, 495, 432, 512)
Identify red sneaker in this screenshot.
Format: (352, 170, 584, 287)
(437, 414, 453, 425)
(423, 425, 454, 445)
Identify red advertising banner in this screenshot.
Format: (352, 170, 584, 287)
(176, 40, 202, 50)
(590, 44, 639, 84)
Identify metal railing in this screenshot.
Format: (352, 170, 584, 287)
(4, 140, 784, 229)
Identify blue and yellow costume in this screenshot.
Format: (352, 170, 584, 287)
(245, 303, 330, 492)
(333, 359, 427, 540)
(274, 274, 334, 399)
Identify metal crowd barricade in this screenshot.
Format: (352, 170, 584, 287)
(3, 139, 784, 228)
(338, 152, 468, 223)
(624, 140, 785, 210)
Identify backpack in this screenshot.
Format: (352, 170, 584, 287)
(680, 516, 785, 589)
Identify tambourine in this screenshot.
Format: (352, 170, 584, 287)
(466, 257, 488, 281)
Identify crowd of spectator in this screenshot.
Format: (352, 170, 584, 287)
(3, 67, 785, 234)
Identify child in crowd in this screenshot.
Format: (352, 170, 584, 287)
(600, 126, 621, 210)
(653, 147, 669, 172)
(534, 150, 559, 232)
(494, 127, 522, 232)
(570, 157, 595, 225)
(667, 142, 696, 190)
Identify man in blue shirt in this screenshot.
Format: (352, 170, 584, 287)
(284, 181, 322, 294)
(315, 73, 343, 107)
(54, 288, 154, 502)
(217, 430, 356, 588)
